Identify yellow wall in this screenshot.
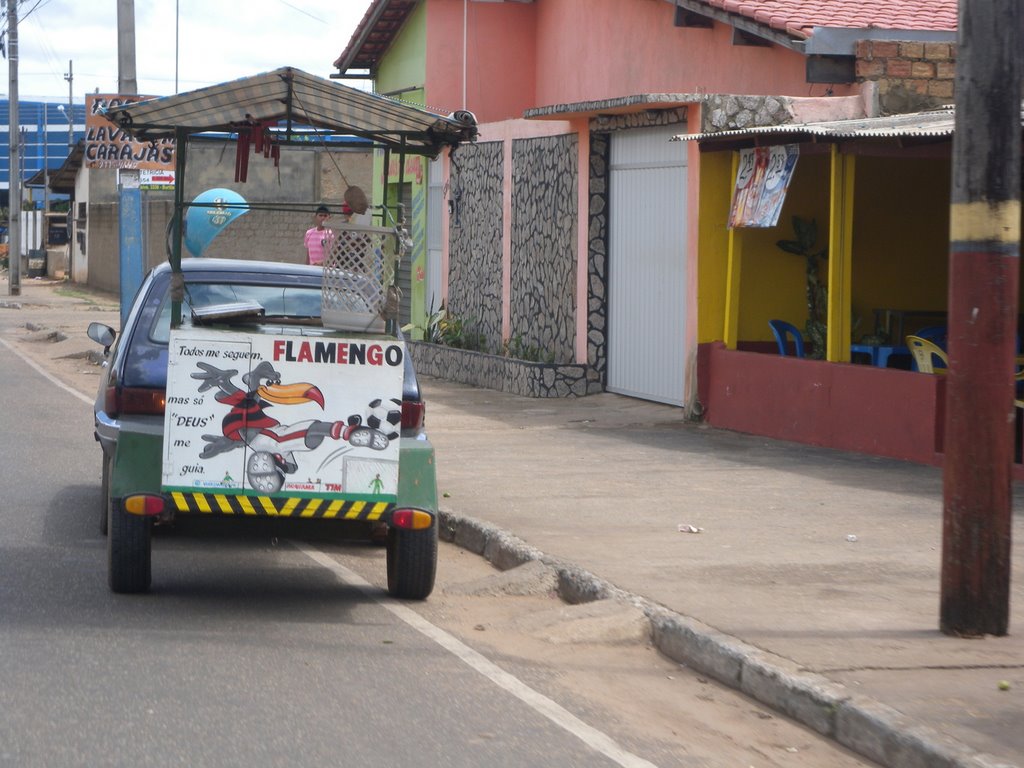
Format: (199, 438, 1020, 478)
(696, 151, 732, 343)
(698, 148, 956, 346)
(851, 156, 951, 338)
(735, 153, 831, 341)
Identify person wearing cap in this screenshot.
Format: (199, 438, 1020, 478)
(303, 205, 335, 266)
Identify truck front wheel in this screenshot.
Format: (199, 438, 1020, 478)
(386, 525, 437, 600)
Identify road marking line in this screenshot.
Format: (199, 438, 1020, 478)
(295, 541, 659, 768)
(0, 337, 94, 405)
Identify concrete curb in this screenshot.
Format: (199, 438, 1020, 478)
(438, 509, 1019, 768)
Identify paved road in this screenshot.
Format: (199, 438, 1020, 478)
(4, 277, 1020, 767)
(0, 337, 655, 768)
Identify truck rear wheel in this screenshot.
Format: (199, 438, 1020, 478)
(108, 501, 152, 594)
(386, 525, 437, 600)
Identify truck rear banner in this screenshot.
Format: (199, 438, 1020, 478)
(162, 328, 405, 500)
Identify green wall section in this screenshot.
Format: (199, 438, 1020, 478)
(376, 2, 426, 95)
(373, 3, 430, 335)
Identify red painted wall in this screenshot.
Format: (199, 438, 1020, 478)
(699, 343, 945, 465)
(427, 0, 537, 122)
(698, 343, 1024, 480)
(532, 0, 847, 106)
(425, 0, 851, 123)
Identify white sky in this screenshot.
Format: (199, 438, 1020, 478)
(8, 0, 370, 102)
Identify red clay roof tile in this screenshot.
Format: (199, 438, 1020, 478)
(700, 0, 957, 39)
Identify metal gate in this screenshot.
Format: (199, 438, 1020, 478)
(607, 125, 688, 405)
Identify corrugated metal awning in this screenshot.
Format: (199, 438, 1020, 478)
(106, 67, 477, 157)
(674, 106, 959, 143)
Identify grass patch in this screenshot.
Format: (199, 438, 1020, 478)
(53, 286, 119, 307)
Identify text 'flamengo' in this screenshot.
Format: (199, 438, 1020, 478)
(272, 339, 403, 367)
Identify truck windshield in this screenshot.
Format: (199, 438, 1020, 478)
(150, 283, 323, 343)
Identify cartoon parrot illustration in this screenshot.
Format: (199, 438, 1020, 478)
(192, 360, 346, 476)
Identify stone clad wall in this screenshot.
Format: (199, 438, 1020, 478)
(510, 133, 578, 363)
(587, 132, 610, 383)
(426, 133, 603, 397)
(448, 141, 504, 351)
(409, 342, 596, 398)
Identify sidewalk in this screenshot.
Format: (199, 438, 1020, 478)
(421, 379, 1022, 767)
(3, 275, 1021, 767)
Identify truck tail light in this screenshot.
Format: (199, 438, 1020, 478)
(105, 386, 166, 417)
(401, 399, 425, 431)
(390, 508, 434, 530)
(123, 494, 167, 516)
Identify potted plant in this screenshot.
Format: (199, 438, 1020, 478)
(777, 216, 828, 359)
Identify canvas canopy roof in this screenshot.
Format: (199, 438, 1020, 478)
(106, 66, 477, 157)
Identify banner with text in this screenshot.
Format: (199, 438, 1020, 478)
(162, 329, 405, 500)
(85, 94, 176, 170)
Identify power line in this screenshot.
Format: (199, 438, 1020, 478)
(275, 0, 325, 23)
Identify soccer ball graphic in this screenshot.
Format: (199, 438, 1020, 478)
(365, 398, 402, 440)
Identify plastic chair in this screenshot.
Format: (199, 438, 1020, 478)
(912, 325, 947, 349)
(906, 335, 948, 373)
(769, 320, 805, 358)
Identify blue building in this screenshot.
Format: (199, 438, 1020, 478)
(0, 99, 87, 208)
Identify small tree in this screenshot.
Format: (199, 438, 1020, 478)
(776, 216, 828, 359)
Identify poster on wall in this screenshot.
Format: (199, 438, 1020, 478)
(162, 329, 405, 500)
(728, 145, 799, 228)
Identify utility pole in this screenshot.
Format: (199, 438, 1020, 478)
(941, 0, 1022, 636)
(116, 0, 142, 326)
(42, 105, 49, 217)
(117, 0, 138, 94)
(7, 0, 20, 296)
(64, 60, 73, 146)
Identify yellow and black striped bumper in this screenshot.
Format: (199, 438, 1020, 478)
(169, 491, 394, 521)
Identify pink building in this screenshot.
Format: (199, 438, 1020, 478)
(336, 0, 966, 463)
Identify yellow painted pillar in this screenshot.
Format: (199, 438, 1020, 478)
(827, 145, 855, 362)
(723, 152, 742, 349)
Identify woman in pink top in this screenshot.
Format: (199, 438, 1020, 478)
(303, 205, 335, 265)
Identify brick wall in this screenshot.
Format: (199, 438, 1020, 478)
(855, 40, 956, 115)
(86, 204, 119, 294)
(82, 145, 371, 294)
(85, 201, 175, 294)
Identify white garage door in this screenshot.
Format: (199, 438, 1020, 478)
(607, 125, 688, 406)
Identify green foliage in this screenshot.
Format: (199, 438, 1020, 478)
(435, 310, 488, 352)
(406, 304, 558, 362)
(777, 216, 828, 359)
(404, 301, 488, 351)
(502, 334, 555, 364)
(402, 302, 448, 343)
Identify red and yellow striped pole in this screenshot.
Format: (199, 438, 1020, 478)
(941, 0, 1021, 637)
